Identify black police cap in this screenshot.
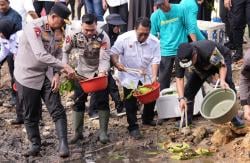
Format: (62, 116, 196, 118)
(50, 2, 71, 24)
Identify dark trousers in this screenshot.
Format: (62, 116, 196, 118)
(108, 3, 128, 33)
(77, 0, 87, 20)
(16, 77, 67, 129)
(184, 54, 235, 122)
(73, 80, 109, 113)
(219, 0, 234, 43)
(231, 0, 250, 49)
(88, 71, 121, 115)
(0, 55, 15, 96)
(159, 56, 175, 90)
(67, 0, 75, 19)
(123, 86, 155, 131)
(33, 1, 55, 17)
(197, 1, 214, 21)
(84, 0, 104, 21)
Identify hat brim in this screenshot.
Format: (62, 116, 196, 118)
(108, 20, 126, 26)
(179, 60, 192, 68)
(64, 18, 71, 25)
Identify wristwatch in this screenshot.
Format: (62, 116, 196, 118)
(178, 96, 186, 102)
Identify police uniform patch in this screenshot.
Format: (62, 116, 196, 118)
(34, 27, 41, 37)
(66, 35, 71, 43)
(101, 42, 108, 49)
(45, 23, 50, 31)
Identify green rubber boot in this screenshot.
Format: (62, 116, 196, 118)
(69, 111, 84, 144)
(98, 110, 110, 144)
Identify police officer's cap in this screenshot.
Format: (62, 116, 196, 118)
(154, 0, 165, 5)
(106, 14, 126, 26)
(177, 43, 194, 68)
(82, 14, 97, 24)
(50, 2, 71, 24)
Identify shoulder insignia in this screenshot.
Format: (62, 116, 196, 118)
(34, 27, 41, 37)
(66, 35, 71, 44)
(101, 42, 108, 49)
(45, 23, 50, 31)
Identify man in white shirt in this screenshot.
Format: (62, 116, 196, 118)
(102, 0, 128, 32)
(10, 0, 38, 27)
(110, 17, 161, 139)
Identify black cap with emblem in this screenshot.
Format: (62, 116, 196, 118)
(50, 2, 71, 24)
(177, 43, 194, 68)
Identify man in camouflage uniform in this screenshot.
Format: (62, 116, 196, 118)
(63, 14, 111, 144)
(14, 3, 75, 157)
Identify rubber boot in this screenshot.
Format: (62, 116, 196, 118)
(98, 110, 110, 144)
(69, 111, 83, 144)
(55, 118, 69, 157)
(23, 124, 41, 157)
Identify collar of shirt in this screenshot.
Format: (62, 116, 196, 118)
(0, 8, 11, 16)
(131, 30, 150, 45)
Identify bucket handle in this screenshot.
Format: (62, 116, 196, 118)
(179, 107, 188, 131)
(214, 79, 220, 89)
(124, 67, 153, 84)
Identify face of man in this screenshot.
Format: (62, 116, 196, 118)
(113, 26, 121, 34)
(0, 0, 9, 13)
(158, 0, 170, 12)
(49, 14, 65, 30)
(0, 32, 4, 39)
(136, 24, 150, 43)
(82, 22, 97, 38)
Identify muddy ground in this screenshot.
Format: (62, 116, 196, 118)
(1, 43, 250, 163)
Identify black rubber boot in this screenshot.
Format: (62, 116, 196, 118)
(55, 118, 69, 158)
(98, 110, 110, 144)
(69, 111, 83, 144)
(23, 124, 41, 157)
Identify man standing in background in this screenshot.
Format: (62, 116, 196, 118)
(9, 0, 38, 27)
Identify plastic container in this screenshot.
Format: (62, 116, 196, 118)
(156, 88, 203, 119)
(200, 88, 238, 124)
(133, 82, 160, 104)
(79, 75, 108, 93)
(197, 20, 225, 44)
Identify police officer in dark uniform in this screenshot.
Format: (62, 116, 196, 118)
(175, 40, 244, 127)
(14, 3, 75, 157)
(63, 14, 111, 144)
(224, 0, 250, 62)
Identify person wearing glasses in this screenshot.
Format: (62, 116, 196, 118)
(110, 17, 161, 139)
